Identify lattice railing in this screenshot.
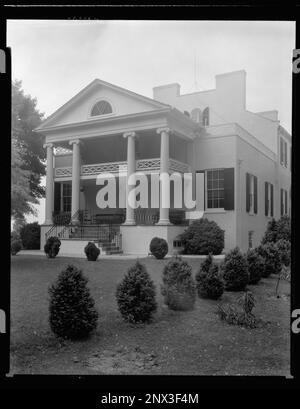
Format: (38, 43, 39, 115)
(55, 158, 190, 178)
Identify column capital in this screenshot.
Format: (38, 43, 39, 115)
(156, 127, 170, 135)
(69, 139, 81, 146)
(123, 131, 136, 139)
(43, 142, 53, 149)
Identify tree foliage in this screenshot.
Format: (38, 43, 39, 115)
(11, 80, 45, 220)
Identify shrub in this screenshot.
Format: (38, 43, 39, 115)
(276, 215, 291, 242)
(217, 291, 257, 328)
(246, 249, 265, 285)
(44, 236, 61, 258)
(261, 216, 291, 244)
(180, 218, 224, 255)
(261, 218, 278, 244)
(116, 261, 157, 323)
(20, 222, 40, 249)
(222, 247, 249, 291)
(256, 242, 282, 277)
(84, 242, 100, 261)
(11, 236, 22, 255)
(196, 262, 224, 300)
(48, 264, 98, 339)
(161, 257, 196, 310)
(149, 237, 168, 259)
(275, 239, 291, 267)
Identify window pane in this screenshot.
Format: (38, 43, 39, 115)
(207, 199, 213, 209)
(212, 179, 218, 189)
(219, 199, 224, 208)
(212, 199, 218, 208)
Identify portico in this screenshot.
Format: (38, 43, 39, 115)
(36, 78, 198, 254)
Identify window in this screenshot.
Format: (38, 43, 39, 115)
(280, 137, 287, 167)
(281, 188, 288, 216)
(90, 100, 113, 117)
(191, 108, 202, 123)
(61, 183, 72, 212)
(207, 169, 224, 209)
(246, 173, 258, 214)
(202, 107, 209, 126)
(265, 182, 274, 217)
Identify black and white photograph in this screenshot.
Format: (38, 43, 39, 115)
(1, 7, 298, 393)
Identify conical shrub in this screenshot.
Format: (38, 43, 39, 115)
(116, 261, 157, 323)
(161, 257, 196, 310)
(222, 247, 249, 291)
(196, 255, 224, 300)
(49, 264, 98, 339)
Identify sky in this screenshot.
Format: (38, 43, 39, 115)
(7, 19, 295, 225)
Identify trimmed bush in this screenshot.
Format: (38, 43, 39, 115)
(256, 242, 282, 277)
(149, 237, 168, 259)
(44, 236, 61, 258)
(161, 257, 196, 310)
(196, 262, 224, 300)
(180, 218, 224, 255)
(84, 242, 100, 261)
(261, 216, 291, 244)
(275, 239, 291, 267)
(222, 247, 249, 291)
(276, 215, 291, 242)
(116, 261, 157, 323)
(11, 236, 22, 255)
(20, 222, 40, 249)
(48, 264, 98, 339)
(246, 249, 265, 285)
(261, 218, 278, 244)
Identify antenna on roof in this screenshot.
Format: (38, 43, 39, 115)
(194, 51, 199, 91)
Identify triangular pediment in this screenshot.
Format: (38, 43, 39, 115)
(36, 79, 170, 130)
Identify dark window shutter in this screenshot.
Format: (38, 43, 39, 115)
(224, 168, 234, 210)
(285, 190, 288, 214)
(254, 176, 258, 214)
(284, 141, 287, 167)
(280, 138, 283, 164)
(196, 170, 206, 210)
(246, 173, 250, 212)
(54, 182, 61, 214)
(265, 182, 268, 216)
(280, 189, 283, 216)
(270, 184, 274, 217)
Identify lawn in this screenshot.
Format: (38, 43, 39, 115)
(10, 255, 290, 375)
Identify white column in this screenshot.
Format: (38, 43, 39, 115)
(43, 143, 54, 225)
(123, 131, 136, 225)
(157, 127, 171, 225)
(69, 139, 81, 224)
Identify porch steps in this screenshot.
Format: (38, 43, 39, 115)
(66, 225, 123, 255)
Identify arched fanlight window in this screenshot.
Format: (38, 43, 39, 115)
(190, 108, 202, 123)
(90, 100, 113, 117)
(202, 107, 209, 126)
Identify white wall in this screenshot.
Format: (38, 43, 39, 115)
(153, 70, 280, 155)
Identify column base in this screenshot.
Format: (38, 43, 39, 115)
(123, 219, 136, 226)
(156, 219, 172, 226)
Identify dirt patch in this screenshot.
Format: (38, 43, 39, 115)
(86, 346, 160, 374)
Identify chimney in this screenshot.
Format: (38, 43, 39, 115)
(153, 83, 180, 104)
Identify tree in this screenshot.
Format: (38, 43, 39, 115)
(12, 80, 45, 201)
(11, 140, 38, 220)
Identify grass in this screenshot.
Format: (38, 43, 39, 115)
(10, 254, 290, 375)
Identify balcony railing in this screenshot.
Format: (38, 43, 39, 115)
(54, 158, 190, 178)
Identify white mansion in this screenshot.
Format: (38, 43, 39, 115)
(35, 70, 291, 255)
